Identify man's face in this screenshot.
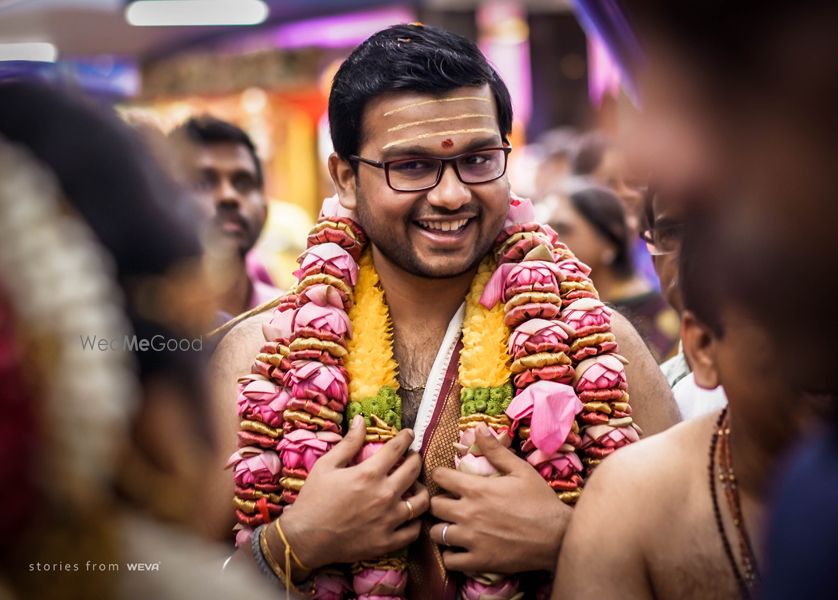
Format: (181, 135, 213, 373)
(648, 192, 684, 313)
(685, 305, 805, 463)
(189, 142, 267, 257)
(592, 148, 644, 234)
(331, 85, 510, 278)
(546, 193, 609, 272)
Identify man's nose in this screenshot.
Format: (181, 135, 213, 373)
(426, 162, 470, 211)
(215, 177, 240, 206)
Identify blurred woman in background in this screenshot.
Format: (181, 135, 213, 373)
(540, 181, 679, 362)
(0, 81, 273, 599)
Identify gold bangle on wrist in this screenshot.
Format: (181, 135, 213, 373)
(274, 517, 310, 571)
(259, 523, 305, 599)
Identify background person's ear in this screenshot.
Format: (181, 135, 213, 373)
(681, 310, 721, 390)
(328, 153, 358, 211)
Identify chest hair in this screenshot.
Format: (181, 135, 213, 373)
(393, 328, 446, 429)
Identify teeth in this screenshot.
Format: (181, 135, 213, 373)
(418, 219, 469, 232)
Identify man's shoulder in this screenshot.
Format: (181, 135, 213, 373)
(583, 412, 718, 511)
(211, 310, 273, 367)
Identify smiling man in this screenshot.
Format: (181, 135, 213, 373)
(171, 116, 279, 322)
(216, 24, 678, 598)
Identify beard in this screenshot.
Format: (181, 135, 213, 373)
(354, 186, 505, 279)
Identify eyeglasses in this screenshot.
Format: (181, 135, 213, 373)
(640, 222, 684, 256)
(349, 146, 512, 192)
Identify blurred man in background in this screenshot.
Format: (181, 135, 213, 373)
(616, 0, 838, 595)
(640, 189, 727, 419)
(555, 207, 799, 599)
(171, 116, 279, 324)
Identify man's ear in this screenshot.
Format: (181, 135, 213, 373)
(328, 152, 358, 211)
(681, 310, 721, 389)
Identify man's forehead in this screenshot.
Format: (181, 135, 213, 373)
(194, 142, 255, 170)
(362, 85, 502, 154)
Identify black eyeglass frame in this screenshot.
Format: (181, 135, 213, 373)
(639, 222, 685, 256)
(348, 146, 512, 192)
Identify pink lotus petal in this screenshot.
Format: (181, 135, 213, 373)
(234, 527, 253, 549)
(353, 568, 407, 596)
(508, 318, 574, 356)
(263, 306, 294, 342)
(292, 302, 351, 337)
(227, 448, 281, 486)
(462, 575, 521, 600)
(298, 284, 345, 309)
(279, 430, 342, 472)
(581, 424, 640, 449)
(507, 261, 563, 290)
(354, 441, 385, 465)
(241, 379, 281, 404)
(506, 381, 582, 455)
(287, 362, 348, 403)
(237, 384, 288, 427)
(295, 243, 359, 285)
(527, 449, 583, 479)
(504, 193, 535, 228)
(480, 262, 516, 309)
(312, 572, 352, 600)
(319, 194, 356, 220)
(557, 258, 592, 278)
(455, 453, 500, 477)
(561, 298, 612, 329)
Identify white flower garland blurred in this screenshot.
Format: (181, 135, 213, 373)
(0, 137, 138, 511)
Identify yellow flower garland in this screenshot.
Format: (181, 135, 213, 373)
(345, 252, 511, 402)
(345, 251, 399, 400)
(459, 255, 511, 389)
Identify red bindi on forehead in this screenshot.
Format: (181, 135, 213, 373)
(441, 138, 454, 148)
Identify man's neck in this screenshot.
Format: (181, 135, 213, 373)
(727, 409, 787, 564)
(207, 252, 251, 317)
(728, 410, 783, 499)
(371, 246, 476, 333)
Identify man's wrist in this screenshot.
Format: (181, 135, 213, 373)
(275, 510, 324, 573)
(541, 499, 573, 571)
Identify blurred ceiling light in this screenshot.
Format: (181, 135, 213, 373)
(126, 0, 269, 27)
(0, 42, 57, 62)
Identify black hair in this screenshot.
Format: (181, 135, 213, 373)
(328, 23, 513, 160)
(567, 183, 634, 278)
(171, 115, 263, 186)
(571, 130, 610, 176)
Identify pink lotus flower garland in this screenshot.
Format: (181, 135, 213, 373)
(227, 199, 367, 596)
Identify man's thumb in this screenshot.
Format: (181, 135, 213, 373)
(474, 424, 521, 474)
(321, 415, 366, 468)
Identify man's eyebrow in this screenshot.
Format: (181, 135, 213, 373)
(379, 136, 503, 161)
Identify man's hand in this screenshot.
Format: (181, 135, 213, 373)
(280, 415, 430, 569)
(429, 425, 571, 574)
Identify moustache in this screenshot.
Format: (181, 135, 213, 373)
(410, 203, 481, 222)
(213, 211, 250, 235)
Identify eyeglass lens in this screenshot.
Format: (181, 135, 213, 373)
(386, 148, 507, 191)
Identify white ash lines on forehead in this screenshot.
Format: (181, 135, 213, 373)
(382, 128, 499, 150)
(382, 96, 492, 117)
(386, 114, 494, 133)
